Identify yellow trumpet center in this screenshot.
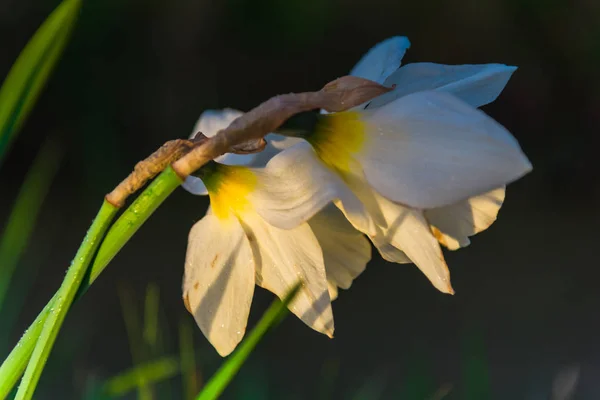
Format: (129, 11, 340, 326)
(308, 111, 366, 173)
(202, 164, 257, 220)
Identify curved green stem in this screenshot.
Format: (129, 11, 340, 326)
(14, 200, 118, 399)
(0, 167, 182, 398)
(196, 283, 301, 400)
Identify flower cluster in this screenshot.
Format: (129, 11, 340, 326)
(181, 37, 532, 356)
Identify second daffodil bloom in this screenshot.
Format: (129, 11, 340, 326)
(182, 111, 371, 356)
(273, 37, 532, 294)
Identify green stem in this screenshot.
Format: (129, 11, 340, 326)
(84, 167, 183, 289)
(0, 298, 53, 397)
(0, 167, 182, 398)
(196, 283, 301, 400)
(14, 200, 118, 399)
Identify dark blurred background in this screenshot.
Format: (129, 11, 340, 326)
(1, 0, 600, 398)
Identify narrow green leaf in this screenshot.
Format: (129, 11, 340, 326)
(102, 356, 179, 397)
(143, 283, 160, 352)
(0, 299, 53, 397)
(0, 0, 81, 163)
(118, 285, 145, 364)
(0, 139, 62, 310)
(318, 358, 340, 400)
(462, 329, 490, 400)
(196, 283, 301, 400)
(14, 200, 119, 400)
(350, 372, 388, 400)
(0, 167, 182, 397)
(118, 285, 152, 400)
(179, 318, 199, 400)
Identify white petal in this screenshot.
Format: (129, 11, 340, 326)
(191, 108, 259, 166)
(368, 63, 517, 109)
(373, 196, 454, 294)
(350, 36, 411, 84)
(424, 186, 505, 250)
(241, 212, 334, 337)
(326, 171, 410, 264)
(326, 167, 386, 237)
(372, 240, 412, 264)
(327, 281, 339, 301)
(183, 108, 252, 197)
(183, 214, 255, 356)
(250, 143, 375, 234)
(308, 205, 371, 292)
(266, 133, 304, 151)
(358, 90, 532, 209)
(248, 134, 305, 168)
(331, 186, 379, 237)
(182, 176, 208, 196)
(191, 108, 243, 138)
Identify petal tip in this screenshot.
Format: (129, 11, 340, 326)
(183, 293, 192, 314)
(216, 345, 235, 358)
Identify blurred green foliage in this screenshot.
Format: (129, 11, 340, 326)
(0, 138, 62, 312)
(0, 0, 81, 164)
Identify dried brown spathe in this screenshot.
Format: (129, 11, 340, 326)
(106, 76, 391, 207)
(172, 76, 391, 177)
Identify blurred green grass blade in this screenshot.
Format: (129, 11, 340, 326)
(398, 348, 435, 400)
(14, 200, 119, 400)
(0, 139, 62, 310)
(0, 167, 182, 397)
(179, 318, 199, 400)
(196, 283, 301, 400)
(118, 285, 145, 365)
(143, 283, 160, 352)
(0, 207, 63, 355)
(318, 358, 340, 400)
(350, 371, 388, 400)
(0, 0, 81, 163)
(118, 285, 152, 400)
(82, 376, 112, 400)
(462, 329, 490, 400)
(103, 356, 179, 397)
(232, 361, 268, 400)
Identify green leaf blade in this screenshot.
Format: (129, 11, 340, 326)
(0, 139, 62, 310)
(0, 0, 81, 163)
(196, 283, 301, 400)
(0, 168, 182, 397)
(13, 200, 118, 400)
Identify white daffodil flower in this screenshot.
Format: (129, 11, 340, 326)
(182, 112, 371, 356)
(182, 35, 533, 356)
(271, 39, 532, 294)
